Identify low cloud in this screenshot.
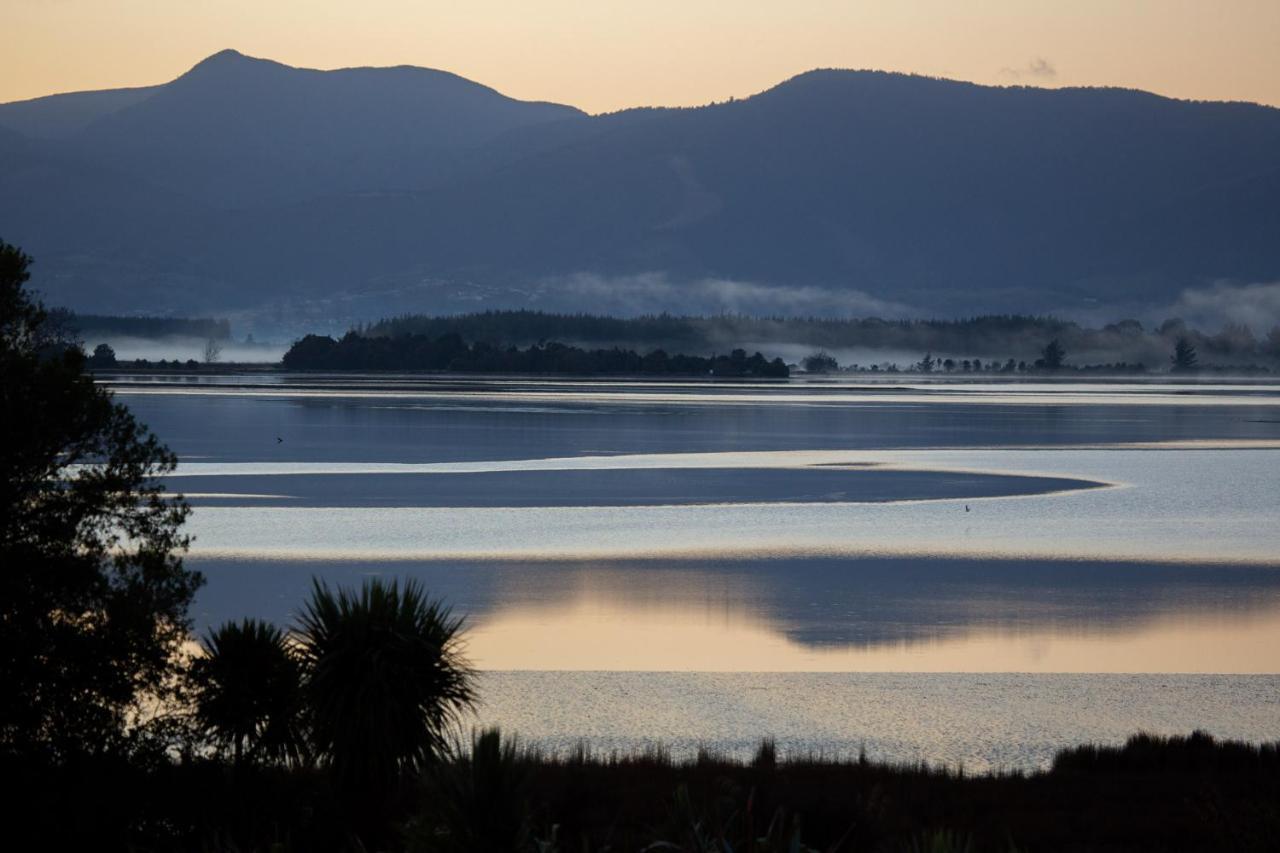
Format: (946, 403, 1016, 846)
(83, 335, 287, 364)
(536, 272, 914, 319)
(999, 57, 1057, 81)
(1160, 281, 1280, 334)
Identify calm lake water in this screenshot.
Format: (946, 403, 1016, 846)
(107, 374, 1280, 770)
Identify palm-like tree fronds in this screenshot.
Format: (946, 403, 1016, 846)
(296, 577, 476, 792)
(192, 618, 306, 766)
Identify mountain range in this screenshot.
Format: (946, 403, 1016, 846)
(2, 49, 1279, 331)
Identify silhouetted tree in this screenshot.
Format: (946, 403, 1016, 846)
(0, 240, 201, 760)
(296, 577, 475, 830)
(801, 351, 838, 373)
(191, 619, 306, 767)
(203, 337, 222, 364)
(1171, 337, 1198, 372)
(89, 342, 117, 367)
(916, 352, 936, 373)
(1039, 338, 1066, 370)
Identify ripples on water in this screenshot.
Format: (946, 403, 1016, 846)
(474, 672, 1280, 772)
(107, 374, 1280, 769)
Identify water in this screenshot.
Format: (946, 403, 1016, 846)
(106, 374, 1280, 770)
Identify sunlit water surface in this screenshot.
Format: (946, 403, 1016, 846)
(108, 374, 1280, 769)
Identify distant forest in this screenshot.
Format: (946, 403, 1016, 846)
(283, 332, 789, 377)
(366, 311, 1280, 368)
(68, 312, 232, 339)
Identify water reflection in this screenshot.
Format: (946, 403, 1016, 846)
(190, 555, 1280, 673)
(471, 597, 1280, 672)
(113, 380, 1280, 465)
(131, 375, 1280, 764)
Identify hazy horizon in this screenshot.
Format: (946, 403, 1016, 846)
(5, 1, 1280, 112)
(7, 5, 1280, 848)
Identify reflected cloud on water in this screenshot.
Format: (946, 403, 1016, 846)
(190, 555, 1280, 673)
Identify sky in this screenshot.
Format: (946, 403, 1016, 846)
(3, 1, 1280, 112)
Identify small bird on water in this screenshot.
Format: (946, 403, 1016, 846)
(276, 436, 283, 443)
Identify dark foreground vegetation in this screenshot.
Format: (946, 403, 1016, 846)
(8, 730, 1280, 851)
(6, 239, 1280, 850)
(283, 331, 790, 377)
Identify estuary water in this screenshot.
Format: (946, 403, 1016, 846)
(106, 374, 1280, 770)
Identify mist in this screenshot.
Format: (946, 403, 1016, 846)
(1161, 281, 1280, 336)
(85, 335, 287, 364)
(537, 272, 915, 319)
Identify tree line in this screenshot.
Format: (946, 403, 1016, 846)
(283, 331, 790, 377)
(364, 309, 1280, 366)
(802, 336, 1240, 375)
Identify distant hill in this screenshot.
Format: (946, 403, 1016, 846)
(0, 85, 160, 138)
(1, 49, 584, 208)
(1, 53, 1278, 326)
(69, 314, 232, 340)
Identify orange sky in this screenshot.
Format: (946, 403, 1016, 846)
(4, 1, 1279, 112)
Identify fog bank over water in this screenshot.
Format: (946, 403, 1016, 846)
(85, 335, 287, 363)
(537, 273, 915, 320)
(1162, 280, 1280, 336)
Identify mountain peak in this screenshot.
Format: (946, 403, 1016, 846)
(178, 49, 286, 83)
(191, 48, 250, 68)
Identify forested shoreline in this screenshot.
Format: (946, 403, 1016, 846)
(282, 332, 791, 376)
(365, 309, 1280, 366)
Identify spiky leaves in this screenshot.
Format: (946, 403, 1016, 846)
(296, 578, 476, 792)
(193, 619, 306, 766)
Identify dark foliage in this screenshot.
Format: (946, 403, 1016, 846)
(282, 331, 789, 377)
(802, 351, 839, 373)
(5, 752, 346, 851)
(192, 618, 307, 767)
(89, 341, 117, 366)
(1052, 730, 1280, 774)
(417, 731, 1280, 853)
(296, 578, 477, 793)
(1172, 336, 1199, 371)
(367, 311, 1088, 355)
(367, 310, 1280, 369)
(6, 729, 1279, 851)
(408, 728, 533, 853)
(1037, 338, 1066, 370)
(0, 239, 202, 761)
(295, 578, 477, 845)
